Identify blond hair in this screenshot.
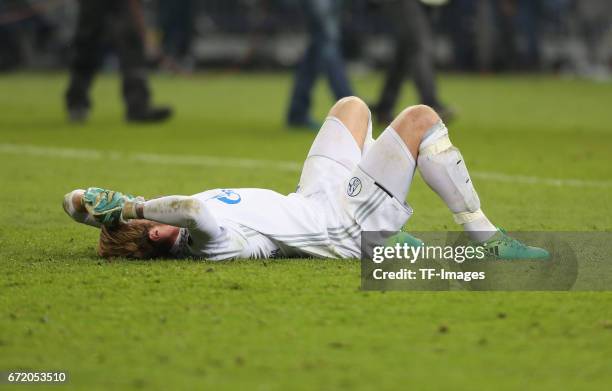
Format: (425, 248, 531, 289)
(98, 220, 160, 259)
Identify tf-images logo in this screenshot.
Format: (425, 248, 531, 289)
(347, 177, 362, 197)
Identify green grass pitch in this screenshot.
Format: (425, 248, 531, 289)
(1, 72, 611, 390)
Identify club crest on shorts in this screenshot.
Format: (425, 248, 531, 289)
(347, 177, 362, 197)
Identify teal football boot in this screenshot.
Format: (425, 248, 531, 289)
(479, 228, 550, 260)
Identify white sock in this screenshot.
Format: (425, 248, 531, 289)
(463, 219, 497, 242)
(359, 126, 416, 201)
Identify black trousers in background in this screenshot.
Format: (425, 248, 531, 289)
(65, 0, 150, 113)
(376, 0, 440, 115)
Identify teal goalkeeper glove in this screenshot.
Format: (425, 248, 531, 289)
(82, 187, 142, 226)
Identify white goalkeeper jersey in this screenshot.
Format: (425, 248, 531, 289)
(170, 188, 355, 261)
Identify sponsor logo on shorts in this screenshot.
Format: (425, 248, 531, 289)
(347, 177, 362, 197)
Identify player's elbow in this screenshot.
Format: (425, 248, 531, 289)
(178, 197, 222, 238)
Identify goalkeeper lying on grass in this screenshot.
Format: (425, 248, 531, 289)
(63, 97, 548, 261)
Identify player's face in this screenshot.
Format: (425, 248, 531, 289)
(148, 224, 179, 244)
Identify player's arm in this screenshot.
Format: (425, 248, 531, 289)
(62, 189, 102, 228)
(73, 188, 223, 241)
(123, 196, 223, 241)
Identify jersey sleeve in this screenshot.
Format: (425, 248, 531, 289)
(62, 190, 102, 228)
(142, 196, 223, 242)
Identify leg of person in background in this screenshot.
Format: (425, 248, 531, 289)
(287, 0, 353, 130)
(287, 39, 320, 129)
(373, 32, 408, 125)
(320, 1, 353, 104)
(362, 104, 548, 259)
(516, 0, 541, 70)
(374, 0, 453, 125)
(65, 0, 108, 122)
(112, 0, 172, 122)
(158, 0, 194, 67)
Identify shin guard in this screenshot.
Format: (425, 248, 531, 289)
(417, 123, 483, 222)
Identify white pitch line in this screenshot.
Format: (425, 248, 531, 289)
(1, 142, 611, 189)
(132, 152, 302, 172)
(469, 171, 612, 189)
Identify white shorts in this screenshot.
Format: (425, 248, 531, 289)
(296, 117, 414, 258)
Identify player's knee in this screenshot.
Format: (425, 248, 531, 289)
(328, 97, 370, 144)
(335, 96, 367, 107)
(391, 104, 440, 139)
(329, 96, 369, 123)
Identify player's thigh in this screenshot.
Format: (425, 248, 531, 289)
(298, 117, 362, 195)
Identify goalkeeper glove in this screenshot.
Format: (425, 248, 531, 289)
(82, 187, 143, 226)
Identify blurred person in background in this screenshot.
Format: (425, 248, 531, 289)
(158, 0, 195, 70)
(573, 0, 612, 78)
(478, 0, 540, 71)
(0, 0, 57, 70)
(0, 15, 25, 70)
(449, 0, 569, 73)
(65, 0, 172, 123)
(371, 0, 453, 125)
(446, 0, 478, 71)
(287, 0, 354, 130)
